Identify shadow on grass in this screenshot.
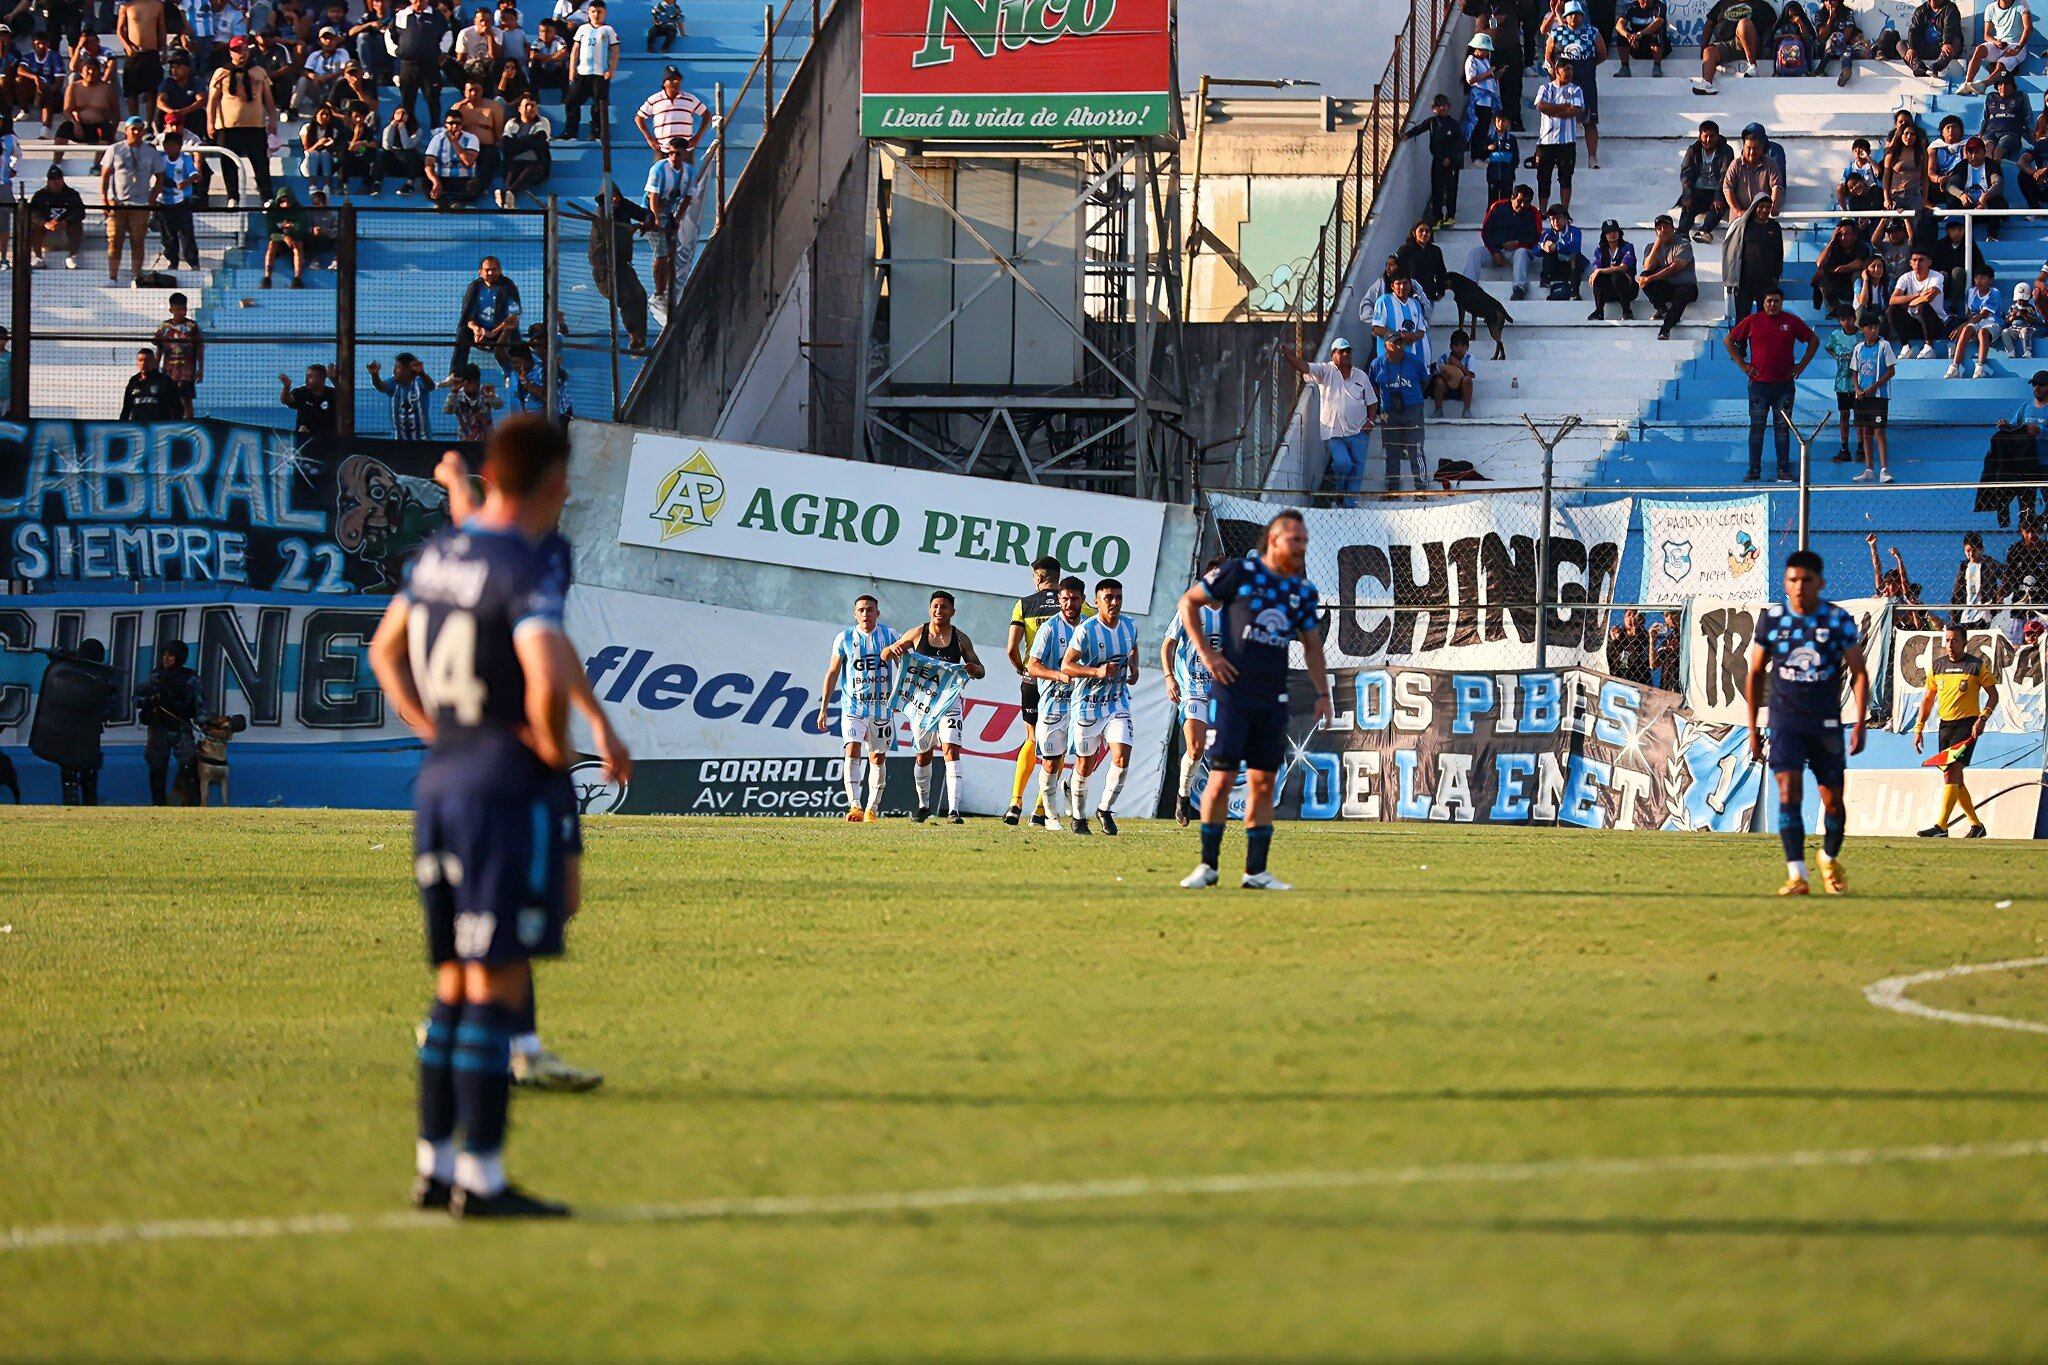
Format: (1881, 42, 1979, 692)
(964, 1210, 2048, 1239)
(603, 1084, 2048, 1108)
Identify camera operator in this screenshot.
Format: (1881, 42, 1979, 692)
(135, 640, 200, 805)
(51, 639, 120, 805)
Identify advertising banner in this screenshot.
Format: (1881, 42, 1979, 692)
(860, 0, 1173, 139)
(1273, 664, 1762, 831)
(1842, 766, 2044, 839)
(1638, 495, 1769, 602)
(563, 584, 1172, 815)
(1887, 627, 2045, 736)
(616, 434, 1170, 609)
(1682, 595, 1893, 726)
(0, 419, 473, 594)
(1208, 493, 1633, 670)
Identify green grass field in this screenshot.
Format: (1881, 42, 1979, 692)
(6, 809, 2048, 1362)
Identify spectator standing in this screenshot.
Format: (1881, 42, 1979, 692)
(1889, 249, 1948, 356)
(157, 128, 199, 267)
(1532, 58, 1583, 212)
(1612, 0, 1668, 76)
(205, 36, 275, 201)
(1724, 197, 1782, 320)
(495, 7, 530, 71)
(136, 641, 199, 805)
(646, 0, 679, 48)
(1537, 202, 1586, 300)
(1723, 284, 1816, 481)
(1281, 337, 1376, 504)
(643, 135, 696, 301)
(1544, 1, 1603, 168)
(1883, 119, 1929, 210)
(1651, 610, 1681, 689)
(1587, 219, 1637, 320)
(1952, 531, 2005, 623)
(28, 163, 83, 266)
(499, 92, 549, 202)
(442, 362, 501, 439)
(1821, 304, 1859, 461)
(1465, 181, 1540, 300)
(1948, 264, 2001, 379)
(1676, 120, 1732, 242)
(1848, 310, 1897, 482)
(121, 346, 184, 418)
(1369, 333, 1428, 492)
(380, 102, 423, 191)
(451, 78, 504, 187)
(450, 253, 521, 376)
(368, 351, 434, 437)
(1902, 0, 1963, 75)
(117, 0, 169, 119)
(279, 363, 337, 438)
(100, 115, 163, 287)
(1481, 109, 1518, 205)
(155, 48, 204, 129)
(1370, 269, 1430, 367)
(590, 184, 649, 353)
(1402, 92, 1462, 230)
(152, 290, 203, 416)
(2005, 514, 2048, 601)
(1985, 374, 2048, 527)
(561, 0, 614, 142)
(423, 108, 481, 206)
(1723, 127, 1783, 219)
(635, 62, 706, 155)
(1461, 32, 1500, 161)
(1960, 0, 2030, 92)
(390, 0, 450, 129)
(1605, 610, 1652, 684)
(1637, 213, 1698, 340)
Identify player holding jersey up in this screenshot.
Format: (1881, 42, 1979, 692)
(1744, 549, 1869, 896)
(817, 594, 900, 822)
(1061, 578, 1139, 835)
(1162, 556, 1225, 826)
(1023, 575, 1087, 829)
(884, 590, 987, 823)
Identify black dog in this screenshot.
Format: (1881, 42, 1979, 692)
(1443, 271, 1513, 359)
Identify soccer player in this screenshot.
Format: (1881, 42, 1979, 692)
(435, 449, 618, 1093)
(1178, 511, 1331, 890)
(369, 415, 583, 1218)
(1023, 575, 1087, 829)
(816, 593, 899, 822)
(1744, 549, 1869, 896)
(1162, 556, 1226, 826)
(883, 590, 987, 823)
(1061, 577, 1139, 835)
(1913, 619, 1999, 837)
(1003, 555, 1064, 827)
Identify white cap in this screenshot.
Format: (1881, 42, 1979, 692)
(1330, 337, 1353, 352)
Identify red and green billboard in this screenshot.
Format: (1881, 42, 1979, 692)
(861, 0, 1173, 139)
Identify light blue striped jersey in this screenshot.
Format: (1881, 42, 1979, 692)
(890, 650, 970, 723)
(1067, 614, 1138, 721)
(1029, 612, 1082, 721)
(1166, 604, 1224, 699)
(832, 624, 900, 720)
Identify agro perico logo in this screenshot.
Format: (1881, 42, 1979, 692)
(912, 0, 1117, 67)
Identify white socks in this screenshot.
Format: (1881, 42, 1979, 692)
(1100, 762, 1127, 814)
(914, 761, 933, 808)
(510, 1032, 541, 1060)
(1068, 764, 1088, 818)
(417, 1138, 455, 1182)
(844, 761, 863, 811)
(1178, 752, 1198, 799)
(944, 759, 962, 814)
(1043, 768, 1064, 819)
(865, 761, 884, 813)
(1787, 860, 1807, 881)
(454, 1149, 506, 1197)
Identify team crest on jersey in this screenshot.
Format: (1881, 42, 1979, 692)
(649, 448, 726, 541)
(570, 759, 630, 814)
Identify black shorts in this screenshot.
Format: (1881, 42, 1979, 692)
(1767, 724, 1846, 787)
(122, 50, 163, 98)
(1836, 390, 1855, 413)
(1936, 716, 1980, 767)
(1209, 695, 1289, 774)
(1853, 397, 1888, 427)
(1020, 677, 1040, 726)
(416, 775, 569, 966)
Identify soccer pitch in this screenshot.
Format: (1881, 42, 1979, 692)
(6, 810, 2048, 1361)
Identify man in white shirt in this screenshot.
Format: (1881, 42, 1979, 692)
(1533, 59, 1584, 213)
(563, 0, 616, 142)
(423, 110, 482, 207)
(635, 64, 708, 154)
(1959, 0, 2032, 92)
(1282, 337, 1378, 506)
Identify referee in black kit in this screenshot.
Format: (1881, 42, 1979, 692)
(1178, 509, 1332, 891)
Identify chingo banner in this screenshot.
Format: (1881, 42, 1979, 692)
(1277, 664, 1762, 831)
(1209, 494, 1633, 670)
(0, 419, 473, 593)
(860, 0, 1173, 138)
(615, 434, 1169, 608)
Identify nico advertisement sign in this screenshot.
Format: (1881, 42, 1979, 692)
(615, 434, 1170, 608)
(860, 0, 1173, 138)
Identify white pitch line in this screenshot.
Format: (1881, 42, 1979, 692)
(9, 1137, 2048, 1255)
(1864, 956, 2048, 1037)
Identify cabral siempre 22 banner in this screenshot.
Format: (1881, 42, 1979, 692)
(860, 0, 1173, 138)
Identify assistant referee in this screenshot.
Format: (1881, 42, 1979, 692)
(1914, 619, 2000, 838)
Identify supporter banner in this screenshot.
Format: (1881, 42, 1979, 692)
(0, 590, 408, 744)
(1683, 595, 1892, 726)
(564, 584, 1172, 815)
(0, 419, 473, 594)
(1664, 0, 1712, 47)
(1887, 628, 2045, 736)
(616, 434, 1169, 609)
(1274, 664, 1762, 831)
(1638, 495, 1769, 602)
(1208, 494, 1633, 670)
(1842, 767, 2044, 839)
(861, 0, 1173, 138)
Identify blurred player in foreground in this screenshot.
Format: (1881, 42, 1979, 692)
(1745, 549, 1869, 896)
(1179, 511, 1330, 890)
(1913, 619, 1998, 837)
(1023, 575, 1087, 829)
(1162, 556, 1225, 826)
(818, 593, 899, 822)
(372, 417, 583, 1218)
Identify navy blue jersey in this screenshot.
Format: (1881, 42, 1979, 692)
(1751, 600, 1859, 732)
(401, 523, 567, 774)
(1201, 553, 1322, 705)
(539, 529, 575, 591)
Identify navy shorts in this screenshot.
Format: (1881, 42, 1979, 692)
(1768, 725, 1846, 787)
(416, 777, 568, 966)
(550, 768, 583, 856)
(1209, 695, 1290, 774)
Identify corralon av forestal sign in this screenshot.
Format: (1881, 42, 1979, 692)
(860, 0, 1173, 139)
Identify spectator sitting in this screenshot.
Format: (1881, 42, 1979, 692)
(1931, 212, 1968, 301)
(424, 109, 483, 208)
(1537, 202, 1586, 300)
(1943, 137, 2007, 236)
(1676, 119, 1733, 242)
(304, 189, 340, 268)
(1947, 263, 2000, 379)
(1889, 248, 1948, 357)
(1638, 213, 1700, 339)
(1901, 0, 1964, 75)
(343, 106, 380, 194)
(1958, 0, 2030, 93)
(1396, 220, 1448, 312)
(499, 93, 551, 204)
(300, 102, 342, 194)
(1873, 212, 1911, 278)
(56, 57, 116, 143)
(443, 362, 502, 440)
(528, 19, 569, 96)
(1953, 531, 2006, 622)
(1464, 181, 1540, 301)
(1427, 328, 1477, 416)
(1612, 0, 1669, 77)
(333, 59, 381, 119)
(381, 103, 425, 193)
(290, 23, 347, 116)
(1694, 0, 1773, 94)
(1481, 108, 1518, 205)
(1587, 218, 1637, 320)
(1769, 1, 1816, 73)
(1931, 114, 1968, 183)
(1605, 610, 1652, 684)
(2016, 111, 2048, 206)
(646, 0, 681, 49)
(1837, 138, 1881, 211)
(1811, 218, 1870, 312)
(1849, 310, 1897, 482)
(1979, 70, 2031, 164)
(455, 7, 501, 89)
(2006, 514, 2048, 599)
(2003, 282, 2039, 357)
(451, 253, 522, 378)
(28, 164, 84, 268)
(260, 187, 306, 287)
(1812, 0, 1867, 75)
(1723, 125, 1784, 218)
(1724, 197, 1783, 320)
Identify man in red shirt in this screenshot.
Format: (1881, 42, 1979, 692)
(1723, 284, 1817, 481)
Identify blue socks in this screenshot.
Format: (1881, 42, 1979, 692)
(1822, 808, 1846, 859)
(417, 998, 460, 1150)
(1778, 807, 1806, 865)
(453, 1002, 518, 1160)
(1199, 822, 1224, 868)
(1245, 825, 1273, 876)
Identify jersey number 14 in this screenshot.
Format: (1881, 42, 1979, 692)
(412, 609, 488, 725)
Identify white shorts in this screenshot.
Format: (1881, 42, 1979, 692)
(840, 711, 893, 756)
(909, 704, 963, 754)
(1069, 708, 1134, 758)
(1035, 710, 1071, 759)
(1179, 693, 1214, 728)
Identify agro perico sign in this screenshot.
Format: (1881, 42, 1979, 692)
(861, 0, 1173, 139)
(614, 433, 1169, 608)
